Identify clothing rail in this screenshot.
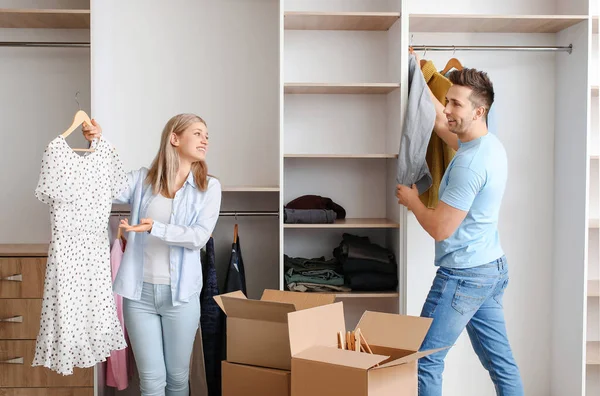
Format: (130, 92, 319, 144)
(0, 41, 90, 48)
(110, 210, 279, 217)
(411, 44, 573, 54)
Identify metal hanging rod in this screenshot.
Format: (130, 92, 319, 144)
(110, 210, 279, 217)
(219, 211, 279, 217)
(0, 41, 90, 48)
(411, 44, 573, 54)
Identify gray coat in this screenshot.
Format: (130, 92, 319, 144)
(396, 53, 435, 194)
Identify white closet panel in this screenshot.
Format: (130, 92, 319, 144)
(92, 0, 279, 189)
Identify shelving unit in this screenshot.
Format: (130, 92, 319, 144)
(284, 82, 400, 94)
(222, 186, 280, 192)
(589, 342, 600, 365)
(281, 0, 403, 324)
(284, 218, 400, 229)
(409, 14, 587, 33)
(284, 153, 397, 158)
(284, 11, 400, 31)
(0, 8, 90, 29)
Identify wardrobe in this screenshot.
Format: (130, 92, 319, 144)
(0, 0, 598, 395)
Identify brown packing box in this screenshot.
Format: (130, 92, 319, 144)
(222, 361, 290, 396)
(288, 302, 449, 396)
(214, 289, 336, 370)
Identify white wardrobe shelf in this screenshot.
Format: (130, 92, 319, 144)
(590, 218, 599, 228)
(284, 11, 400, 31)
(588, 341, 600, 365)
(409, 14, 587, 33)
(333, 292, 400, 298)
(589, 280, 600, 297)
(284, 154, 398, 159)
(284, 83, 400, 95)
(284, 218, 400, 229)
(0, 8, 90, 29)
(221, 186, 279, 192)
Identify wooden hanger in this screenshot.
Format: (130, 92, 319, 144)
(441, 48, 464, 75)
(61, 110, 95, 152)
(60, 92, 95, 152)
(233, 223, 238, 243)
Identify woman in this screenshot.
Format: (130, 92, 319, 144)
(83, 114, 221, 396)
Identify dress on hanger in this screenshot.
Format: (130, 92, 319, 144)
(33, 135, 128, 375)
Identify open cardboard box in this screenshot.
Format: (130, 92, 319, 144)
(214, 289, 336, 370)
(288, 302, 448, 396)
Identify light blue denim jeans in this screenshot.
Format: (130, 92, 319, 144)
(123, 282, 200, 396)
(418, 256, 524, 396)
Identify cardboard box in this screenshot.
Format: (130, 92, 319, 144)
(222, 361, 290, 396)
(214, 289, 335, 370)
(288, 302, 448, 396)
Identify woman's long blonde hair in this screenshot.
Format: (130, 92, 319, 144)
(146, 113, 209, 197)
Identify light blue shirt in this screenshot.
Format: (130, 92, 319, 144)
(435, 133, 507, 268)
(113, 168, 222, 305)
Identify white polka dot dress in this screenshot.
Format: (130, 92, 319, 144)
(33, 135, 129, 375)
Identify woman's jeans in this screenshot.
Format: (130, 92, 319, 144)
(124, 282, 200, 396)
(418, 256, 524, 396)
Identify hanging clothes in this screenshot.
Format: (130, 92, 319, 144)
(396, 53, 435, 195)
(200, 237, 223, 396)
(224, 235, 247, 295)
(106, 237, 132, 391)
(419, 60, 456, 208)
(33, 136, 128, 375)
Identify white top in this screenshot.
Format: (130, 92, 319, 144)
(143, 194, 173, 285)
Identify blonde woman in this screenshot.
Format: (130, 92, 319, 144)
(83, 114, 221, 396)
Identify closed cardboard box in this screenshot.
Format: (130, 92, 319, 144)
(222, 361, 290, 396)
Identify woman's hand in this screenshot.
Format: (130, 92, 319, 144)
(82, 119, 102, 142)
(119, 218, 154, 233)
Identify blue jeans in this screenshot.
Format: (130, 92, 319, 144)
(418, 256, 524, 396)
(124, 283, 200, 396)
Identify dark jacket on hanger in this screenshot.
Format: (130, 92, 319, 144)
(199, 237, 223, 396)
(396, 53, 436, 194)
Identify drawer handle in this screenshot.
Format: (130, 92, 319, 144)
(0, 357, 24, 364)
(0, 274, 22, 282)
(0, 316, 23, 323)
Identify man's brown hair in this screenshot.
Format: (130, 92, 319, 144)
(448, 68, 494, 119)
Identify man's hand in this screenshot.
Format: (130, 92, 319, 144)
(82, 119, 102, 142)
(119, 218, 154, 233)
(396, 184, 420, 210)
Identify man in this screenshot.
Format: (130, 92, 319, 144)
(396, 66, 524, 396)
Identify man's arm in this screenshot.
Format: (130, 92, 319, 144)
(428, 87, 459, 151)
(397, 166, 483, 241)
(410, 199, 467, 242)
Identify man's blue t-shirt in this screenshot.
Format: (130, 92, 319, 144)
(435, 133, 507, 268)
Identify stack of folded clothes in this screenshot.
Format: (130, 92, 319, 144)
(284, 255, 350, 293)
(333, 233, 398, 291)
(283, 194, 346, 224)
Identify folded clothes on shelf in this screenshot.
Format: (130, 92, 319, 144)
(283, 208, 337, 224)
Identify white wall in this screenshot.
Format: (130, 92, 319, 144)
(91, 0, 279, 189)
(406, 32, 559, 396)
(0, 26, 90, 243)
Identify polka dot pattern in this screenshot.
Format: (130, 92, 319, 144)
(33, 136, 129, 375)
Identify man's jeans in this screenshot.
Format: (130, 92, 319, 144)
(418, 256, 524, 396)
